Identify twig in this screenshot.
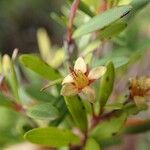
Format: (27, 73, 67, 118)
(65, 0, 80, 65)
(91, 97, 132, 129)
(67, 0, 80, 43)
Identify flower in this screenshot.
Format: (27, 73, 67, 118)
(129, 76, 150, 106)
(61, 57, 106, 103)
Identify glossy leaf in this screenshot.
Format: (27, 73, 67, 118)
(99, 62, 115, 108)
(64, 96, 87, 132)
(19, 54, 61, 80)
(24, 127, 80, 147)
(27, 103, 60, 120)
(73, 5, 132, 38)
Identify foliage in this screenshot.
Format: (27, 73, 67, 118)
(0, 0, 150, 149)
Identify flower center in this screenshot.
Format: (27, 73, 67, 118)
(129, 78, 150, 98)
(71, 70, 89, 89)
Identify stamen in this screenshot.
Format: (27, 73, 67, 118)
(69, 67, 74, 73)
(71, 70, 89, 89)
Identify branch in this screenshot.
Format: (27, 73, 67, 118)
(67, 0, 80, 43)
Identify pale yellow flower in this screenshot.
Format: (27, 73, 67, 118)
(61, 57, 106, 103)
(129, 76, 150, 106)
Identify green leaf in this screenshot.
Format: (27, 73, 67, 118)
(73, 5, 132, 38)
(37, 28, 64, 68)
(99, 62, 115, 108)
(91, 113, 127, 142)
(93, 56, 129, 69)
(27, 103, 60, 120)
(24, 127, 80, 147)
(64, 96, 87, 132)
(0, 92, 13, 108)
(19, 54, 61, 80)
(98, 21, 127, 39)
(84, 138, 101, 150)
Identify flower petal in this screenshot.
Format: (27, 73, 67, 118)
(88, 66, 106, 80)
(61, 83, 78, 96)
(134, 96, 146, 106)
(74, 57, 87, 73)
(79, 86, 96, 103)
(62, 74, 73, 85)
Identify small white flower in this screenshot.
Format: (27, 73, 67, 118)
(61, 57, 106, 103)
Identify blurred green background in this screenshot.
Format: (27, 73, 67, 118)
(0, 0, 150, 150)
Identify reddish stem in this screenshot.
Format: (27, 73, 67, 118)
(67, 0, 80, 43)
